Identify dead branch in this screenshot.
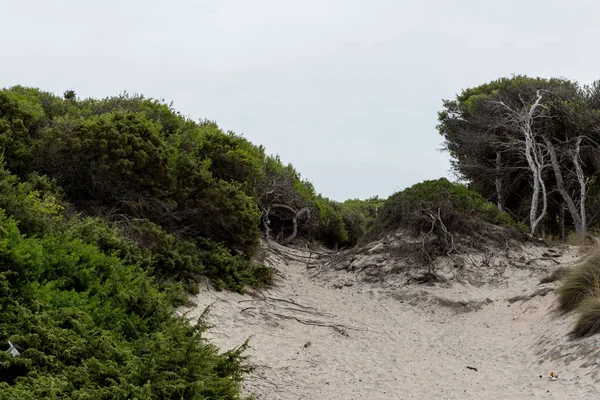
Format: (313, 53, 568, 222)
(525, 257, 561, 265)
(266, 296, 317, 310)
(272, 313, 360, 336)
(507, 287, 554, 303)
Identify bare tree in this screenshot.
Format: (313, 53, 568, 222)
(257, 160, 315, 245)
(495, 151, 503, 211)
(268, 204, 310, 244)
(439, 77, 600, 239)
(544, 136, 588, 236)
(491, 90, 549, 236)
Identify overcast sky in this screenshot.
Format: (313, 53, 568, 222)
(1, 0, 598, 200)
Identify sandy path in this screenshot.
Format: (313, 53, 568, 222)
(181, 244, 600, 399)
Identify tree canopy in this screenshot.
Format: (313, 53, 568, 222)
(438, 75, 600, 238)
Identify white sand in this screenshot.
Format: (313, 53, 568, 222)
(181, 242, 600, 399)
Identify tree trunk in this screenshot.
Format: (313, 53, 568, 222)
(495, 151, 504, 211)
(517, 91, 547, 236)
(523, 121, 547, 236)
(282, 208, 309, 245)
(544, 137, 586, 236)
(491, 90, 548, 237)
(559, 202, 565, 240)
(573, 137, 587, 236)
(262, 207, 271, 241)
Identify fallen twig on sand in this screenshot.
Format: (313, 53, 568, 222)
(354, 263, 380, 276)
(526, 257, 561, 265)
(271, 313, 366, 336)
(507, 287, 554, 303)
(266, 296, 317, 310)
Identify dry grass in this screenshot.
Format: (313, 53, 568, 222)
(557, 255, 600, 313)
(564, 233, 594, 246)
(571, 293, 600, 338)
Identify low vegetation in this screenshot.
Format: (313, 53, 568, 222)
(0, 165, 250, 398)
(571, 295, 600, 338)
(378, 178, 514, 235)
(557, 255, 600, 313)
(372, 179, 517, 265)
(556, 254, 600, 338)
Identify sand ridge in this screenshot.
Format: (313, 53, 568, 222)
(180, 242, 600, 399)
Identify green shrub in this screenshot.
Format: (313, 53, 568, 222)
(0, 88, 47, 175)
(78, 92, 187, 136)
(196, 237, 273, 293)
(0, 210, 249, 398)
(378, 178, 514, 234)
(314, 197, 348, 248)
(335, 197, 383, 247)
(0, 85, 346, 295)
(37, 110, 173, 203)
(191, 121, 265, 193)
(0, 164, 66, 237)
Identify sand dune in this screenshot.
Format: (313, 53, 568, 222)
(180, 241, 600, 399)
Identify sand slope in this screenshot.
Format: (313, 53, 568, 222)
(181, 242, 600, 399)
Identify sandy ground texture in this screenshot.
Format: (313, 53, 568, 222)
(180, 240, 600, 399)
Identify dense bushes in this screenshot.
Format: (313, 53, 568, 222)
(0, 87, 319, 291)
(371, 179, 517, 265)
(0, 86, 369, 262)
(37, 111, 173, 203)
(334, 197, 383, 247)
(0, 171, 249, 398)
(378, 178, 514, 234)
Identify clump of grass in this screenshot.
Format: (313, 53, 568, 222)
(557, 255, 600, 313)
(539, 267, 568, 284)
(571, 294, 600, 338)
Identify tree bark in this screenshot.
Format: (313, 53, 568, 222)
(573, 137, 587, 236)
(495, 151, 504, 211)
(522, 92, 547, 236)
(493, 90, 549, 236)
(282, 208, 309, 245)
(262, 206, 271, 241)
(559, 202, 565, 240)
(544, 137, 587, 236)
(268, 204, 310, 245)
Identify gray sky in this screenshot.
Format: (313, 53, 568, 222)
(1, 0, 598, 201)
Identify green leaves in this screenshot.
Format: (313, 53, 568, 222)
(378, 178, 514, 234)
(0, 180, 248, 399)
